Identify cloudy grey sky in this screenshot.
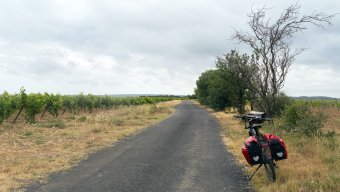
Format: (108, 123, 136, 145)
(1, 0, 339, 97)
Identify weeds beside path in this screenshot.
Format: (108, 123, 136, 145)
(0, 100, 181, 192)
(196, 102, 340, 192)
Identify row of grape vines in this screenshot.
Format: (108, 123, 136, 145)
(293, 99, 340, 109)
(0, 88, 183, 124)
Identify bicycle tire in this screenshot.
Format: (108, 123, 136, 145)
(264, 159, 276, 182)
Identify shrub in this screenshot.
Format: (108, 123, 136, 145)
(272, 93, 293, 116)
(282, 102, 327, 137)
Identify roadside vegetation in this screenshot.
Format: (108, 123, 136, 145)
(209, 101, 339, 192)
(194, 3, 338, 192)
(0, 89, 183, 191)
(0, 87, 182, 125)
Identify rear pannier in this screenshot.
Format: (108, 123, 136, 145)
(264, 134, 288, 161)
(242, 134, 288, 165)
(242, 137, 262, 165)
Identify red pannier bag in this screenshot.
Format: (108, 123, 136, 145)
(242, 134, 288, 165)
(264, 134, 288, 161)
(242, 137, 262, 165)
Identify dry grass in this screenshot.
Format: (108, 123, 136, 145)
(0, 100, 181, 192)
(322, 107, 340, 134)
(198, 103, 340, 192)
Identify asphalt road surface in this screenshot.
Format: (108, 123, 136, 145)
(26, 101, 252, 192)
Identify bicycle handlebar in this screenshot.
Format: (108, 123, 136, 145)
(233, 115, 272, 122)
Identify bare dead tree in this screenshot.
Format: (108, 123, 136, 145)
(232, 3, 335, 115)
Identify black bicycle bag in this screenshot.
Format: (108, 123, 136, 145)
(242, 137, 263, 165)
(264, 134, 288, 161)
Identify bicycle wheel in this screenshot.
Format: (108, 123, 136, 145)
(264, 159, 276, 182)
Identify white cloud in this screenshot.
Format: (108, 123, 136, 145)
(284, 65, 340, 98)
(0, 0, 339, 96)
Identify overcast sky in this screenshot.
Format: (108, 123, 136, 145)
(1, 0, 339, 97)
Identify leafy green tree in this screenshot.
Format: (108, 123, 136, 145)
(207, 73, 233, 111)
(195, 70, 216, 106)
(195, 70, 235, 111)
(216, 50, 257, 113)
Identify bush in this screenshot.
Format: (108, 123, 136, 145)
(282, 102, 327, 137)
(272, 93, 292, 116)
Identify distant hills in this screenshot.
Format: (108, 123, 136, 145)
(109, 94, 187, 98)
(109, 94, 338, 100)
(292, 96, 339, 100)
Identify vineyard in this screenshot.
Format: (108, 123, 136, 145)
(0, 88, 182, 124)
(0, 90, 183, 191)
(293, 99, 340, 109)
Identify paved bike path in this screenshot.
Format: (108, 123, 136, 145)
(26, 101, 252, 192)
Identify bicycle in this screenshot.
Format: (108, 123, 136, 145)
(234, 111, 277, 182)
